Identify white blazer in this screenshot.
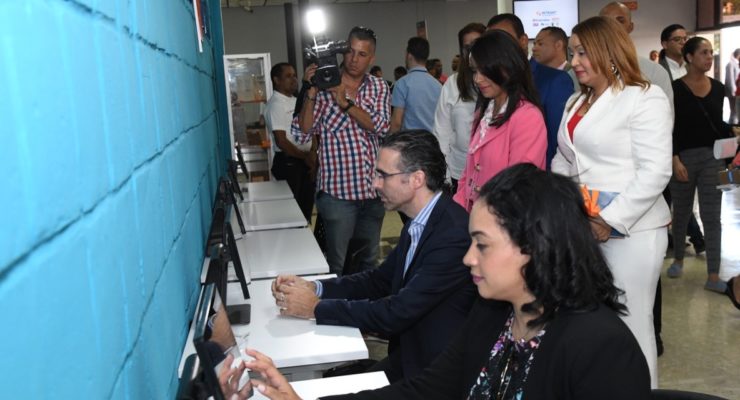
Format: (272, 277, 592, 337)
(551, 84, 673, 235)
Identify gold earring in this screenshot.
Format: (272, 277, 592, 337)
(610, 62, 619, 76)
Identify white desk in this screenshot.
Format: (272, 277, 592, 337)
(239, 180, 295, 203)
(180, 276, 367, 380)
(232, 199, 308, 235)
(228, 277, 368, 380)
(229, 227, 329, 280)
(252, 372, 389, 400)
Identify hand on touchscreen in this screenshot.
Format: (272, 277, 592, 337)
(219, 353, 254, 400)
(245, 349, 301, 400)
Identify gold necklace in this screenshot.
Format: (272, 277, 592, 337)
(495, 342, 515, 400)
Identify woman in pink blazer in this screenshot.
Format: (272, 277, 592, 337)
(453, 30, 547, 211)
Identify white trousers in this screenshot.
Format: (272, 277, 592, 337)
(600, 227, 666, 389)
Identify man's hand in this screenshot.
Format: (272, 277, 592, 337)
(245, 349, 301, 400)
(218, 354, 253, 400)
(303, 64, 318, 99)
(327, 84, 349, 110)
(271, 275, 316, 300)
(275, 283, 320, 319)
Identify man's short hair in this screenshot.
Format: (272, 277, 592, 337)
(541, 26, 568, 56)
(406, 37, 430, 62)
(270, 62, 293, 83)
(426, 58, 440, 70)
(487, 13, 526, 38)
(381, 130, 447, 192)
(348, 26, 377, 48)
(370, 65, 382, 75)
(394, 66, 408, 78)
(660, 24, 685, 42)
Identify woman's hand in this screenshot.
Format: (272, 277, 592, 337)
(589, 215, 612, 242)
(245, 349, 301, 400)
(673, 156, 689, 182)
(218, 354, 253, 400)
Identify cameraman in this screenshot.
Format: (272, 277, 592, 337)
(292, 26, 390, 275)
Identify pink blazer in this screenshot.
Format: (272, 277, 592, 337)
(453, 100, 547, 211)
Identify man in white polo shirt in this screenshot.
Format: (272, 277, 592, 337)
(265, 62, 316, 221)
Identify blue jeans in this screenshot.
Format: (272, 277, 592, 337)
(315, 191, 385, 275)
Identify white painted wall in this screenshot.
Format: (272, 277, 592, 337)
(222, 7, 289, 62)
(578, 0, 695, 60)
(221, 0, 696, 81)
(223, 1, 498, 81)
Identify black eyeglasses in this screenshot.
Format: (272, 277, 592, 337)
(375, 170, 408, 180)
(351, 26, 377, 41)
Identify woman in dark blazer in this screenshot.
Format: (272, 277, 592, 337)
(238, 164, 651, 400)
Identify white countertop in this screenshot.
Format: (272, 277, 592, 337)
(239, 180, 295, 202)
(228, 278, 368, 369)
(251, 371, 389, 400)
(231, 227, 329, 280)
(231, 198, 308, 234)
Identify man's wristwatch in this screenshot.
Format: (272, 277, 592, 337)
(342, 99, 355, 112)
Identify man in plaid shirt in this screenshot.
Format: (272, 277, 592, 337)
(292, 26, 391, 275)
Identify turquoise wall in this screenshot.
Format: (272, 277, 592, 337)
(0, 0, 228, 397)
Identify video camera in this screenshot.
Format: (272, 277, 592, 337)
(304, 38, 349, 90)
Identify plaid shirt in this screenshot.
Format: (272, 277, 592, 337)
(292, 74, 390, 200)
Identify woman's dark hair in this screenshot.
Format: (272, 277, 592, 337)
(456, 22, 486, 102)
(469, 30, 540, 129)
(477, 163, 627, 328)
(682, 36, 710, 64)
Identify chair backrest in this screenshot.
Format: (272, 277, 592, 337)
(651, 389, 729, 400)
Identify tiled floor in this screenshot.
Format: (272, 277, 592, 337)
(368, 188, 740, 398)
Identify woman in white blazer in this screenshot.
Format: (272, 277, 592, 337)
(551, 17, 672, 388)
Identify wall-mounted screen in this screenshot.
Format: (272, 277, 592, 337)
(513, 0, 580, 37)
(720, 0, 740, 24)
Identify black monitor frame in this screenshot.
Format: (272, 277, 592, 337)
(233, 141, 250, 192)
(193, 283, 252, 400)
(205, 199, 251, 324)
(227, 160, 244, 201)
(218, 176, 246, 234)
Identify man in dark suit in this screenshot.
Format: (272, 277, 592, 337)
(487, 14, 574, 169)
(272, 130, 476, 383)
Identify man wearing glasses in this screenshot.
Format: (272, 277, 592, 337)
(293, 26, 391, 276)
(271, 131, 476, 382)
(659, 24, 689, 81)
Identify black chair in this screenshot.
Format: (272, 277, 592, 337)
(651, 389, 729, 400)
